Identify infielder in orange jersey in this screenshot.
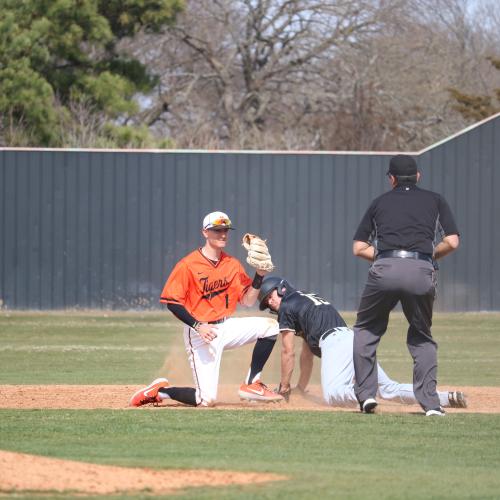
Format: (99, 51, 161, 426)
(129, 211, 283, 407)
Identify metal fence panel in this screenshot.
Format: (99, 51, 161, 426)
(1, 115, 499, 310)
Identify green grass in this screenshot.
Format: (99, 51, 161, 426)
(363, 312, 500, 386)
(1, 310, 499, 385)
(0, 311, 175, 383)
(1, 310, 500, 498)
(1, 409, 500, 499)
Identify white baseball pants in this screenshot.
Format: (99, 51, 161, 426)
(183, 316, 279, 406)
(319, 327, 451, 408)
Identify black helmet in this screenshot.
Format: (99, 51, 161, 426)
(258, 276, 289, 310)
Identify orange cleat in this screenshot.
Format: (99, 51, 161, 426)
(129, 377, 170, 407)
(238, 380, 283, 402)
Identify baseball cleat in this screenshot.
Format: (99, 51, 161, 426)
(129, 377, 170, 407)
(361, 398, 378, 414)
(238, 380, 284, 402)
(448, 391, 467, 408)
(425, 407, 446, 417)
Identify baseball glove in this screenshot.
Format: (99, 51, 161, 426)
(242, 233, 275, 272)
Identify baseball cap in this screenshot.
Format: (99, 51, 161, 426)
(387, 155, 418, 177)
(202, 211, 235, 230)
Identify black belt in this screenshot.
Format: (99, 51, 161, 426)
(208, 317, 226, 324)
(320, 327, 347, 342)
(376, 250, 433, 265)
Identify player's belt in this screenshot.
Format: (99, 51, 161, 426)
(376, 250, 433, 264)
(320, 327, 349, 342)
(208, 317, 226, 324)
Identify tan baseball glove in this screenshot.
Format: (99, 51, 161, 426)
(242, 233, 275, 272)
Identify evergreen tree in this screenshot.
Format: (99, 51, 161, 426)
(449, 57, 500, 122)
(0, 0, 183, 146)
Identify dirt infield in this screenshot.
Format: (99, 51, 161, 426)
(1, 384, 498, 413)
(0, 450, 286, 496)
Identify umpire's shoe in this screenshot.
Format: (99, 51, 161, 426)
(425, 407, 446, 417)
(129, 377, 170, 407)
(360, 398, 378, 414)
(448, 391, 468, 408)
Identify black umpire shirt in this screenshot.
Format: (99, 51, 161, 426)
(277, 290, 347, 358)
(353, 183, 459, 254)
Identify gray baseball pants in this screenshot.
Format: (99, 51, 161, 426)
(353, 257, 440, 411)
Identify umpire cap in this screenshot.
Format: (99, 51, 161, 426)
(258, 276, 289, 310)
(387, 155, 418, 177)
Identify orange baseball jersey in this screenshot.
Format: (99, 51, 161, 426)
(160, 249, 252, 322)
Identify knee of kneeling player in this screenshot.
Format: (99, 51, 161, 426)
(258, 319, 279, 338)
(199, 398, 217, 407)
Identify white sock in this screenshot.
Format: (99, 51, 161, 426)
(157, 389, 171, 400)
(245, 370, 262, 384)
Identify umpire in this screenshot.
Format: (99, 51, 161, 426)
(352, 155, 459, 416)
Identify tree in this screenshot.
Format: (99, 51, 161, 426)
(131, 0, 404, 149)
(0, 0, 183, 146)
(449, 57, 500, 121)
(129, 0, 499, 150)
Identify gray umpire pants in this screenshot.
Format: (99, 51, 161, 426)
(353, 257, 439, 412)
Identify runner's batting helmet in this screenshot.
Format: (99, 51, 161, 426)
(258, 276, 291, 310)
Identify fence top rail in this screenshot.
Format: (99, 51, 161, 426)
(1, 112, 498, 156)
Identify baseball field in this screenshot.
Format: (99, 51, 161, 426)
(1, 310, 500, 498)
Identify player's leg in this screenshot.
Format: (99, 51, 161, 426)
(157, 384, 197, 406)
(178, 325, 224, 406)
(222, 316, 279, 349)
(223, 317, 278, 381)
(245, 336, 277, 384)
(222, 317, 282, 401)
(129, 377, 199, 407)
(320, 328, 359, 407)
(376, 363, 455, 406)
(376, 364, 417, 404)
(129, 322, 235, 407)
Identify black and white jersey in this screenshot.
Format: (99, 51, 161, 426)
(277, 290, 347, 358)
